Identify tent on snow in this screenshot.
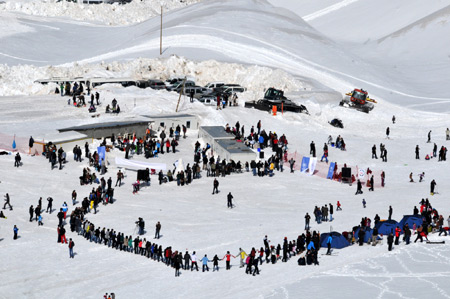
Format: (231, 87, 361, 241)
(355, 227, 373, 243)
(320, 232, 350, 249)
(399, 215, 423, 232)
(375, 219, 398, 235)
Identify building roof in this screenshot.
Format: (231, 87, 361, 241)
(59, 120, 150, 132)
(200, 126, 234, 139)
(216, 139, 255, 154)
(36, 131, 88, 143)
(142, 114, 196, 119)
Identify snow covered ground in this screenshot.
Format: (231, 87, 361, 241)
(1, 0, 450, 298)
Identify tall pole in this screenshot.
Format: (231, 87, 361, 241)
(160, 6, 163, 56)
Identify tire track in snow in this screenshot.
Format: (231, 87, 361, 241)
(303, 0, 361, 22)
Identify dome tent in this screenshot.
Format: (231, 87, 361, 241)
(375, 219, 398, 235)
(320, 231, 350, 249)
(399, 215, 423, 232)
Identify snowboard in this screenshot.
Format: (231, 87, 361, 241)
(426, 241, 445, 244)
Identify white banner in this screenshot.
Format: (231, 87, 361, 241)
(308, 157, 317, 176)
(115, 157, 166, 171)
(357, 167, 366, 181)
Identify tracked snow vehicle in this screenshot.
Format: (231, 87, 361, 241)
(339, 88, 375, 113)
(245, 88, 308, 114)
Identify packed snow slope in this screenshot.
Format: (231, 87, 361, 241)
(1, 0, 450, 111)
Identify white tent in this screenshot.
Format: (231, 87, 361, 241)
(115, 157, 166, 171)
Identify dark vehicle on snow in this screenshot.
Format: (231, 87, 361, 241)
(244, 88, 308, 114)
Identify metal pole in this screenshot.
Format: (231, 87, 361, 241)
(160, 6, 163, 55)
(175, 77, 187, 112)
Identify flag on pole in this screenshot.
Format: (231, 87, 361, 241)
(12, 135, 16, 150)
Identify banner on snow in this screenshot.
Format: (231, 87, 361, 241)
(97, 146, 106, 166)
(358, 167, 366, 181)
(327, 162, 336, 179)
(115, 157, 167, 171)
(308, 157, 317, 176)
(301, 156, 310, 172)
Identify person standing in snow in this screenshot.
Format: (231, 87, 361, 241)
(362, 198, 366, 208)
(201, 254, 210, 272)
(386, 127, 390, 139)
(191, 251, 199, 271)
(222, 251, 235, 270)
(68, 238, 75, 258)
(46, 197, 53, 213)
(227, 192, 233, 208)
(310, 141, 316, 157)
(14, 153, 21, 167)
(29, 205, 34, 222)
(29, 136, 34, 155)
(427, 130, 432, 143)
(238, 248, 247, 268)
(355, 180, 363, 195)
(369, 175, 374, 191)
(289, 158, 295, 173)
(155, 221, 161, 239)
(392, 115, 396, 124)
(430, 179, 437, 195)
(326, 235, 333, 255)
(212, 178, 219, 194)
(305, 212, 311, 230)
(388, 206, 393, 220)
(13, 225, 18, 240)
(372, 145, 377, 159)
(415, 145, 420, 159)
(387, 233, 394, 251)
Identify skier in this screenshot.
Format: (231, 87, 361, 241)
(355, 179, 363, 195)
(227, 192, 233, 208)
(68, 238, 75, 258)
(212, 178, 219, 194)
(3, 193, 12, 210)
(155, 221, 161, 239)
(13, 225, 18, 240)
(430, 179, 437, 195)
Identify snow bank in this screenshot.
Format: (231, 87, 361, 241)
(0, 0, 202, 25)
(0, 55, 308, 99)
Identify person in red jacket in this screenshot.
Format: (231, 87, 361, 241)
(222, 251, 236, 270)
(394, 226, 402, 245)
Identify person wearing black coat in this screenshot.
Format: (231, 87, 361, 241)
(355, 180, 363, 195)
(387, 233, 394, 251)
(212, 178, 219, 194)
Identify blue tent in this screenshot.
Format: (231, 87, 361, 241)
(399, 215, 423, 232)
(375, 219, 398, 235)
(355, 227, 373, 243)
(320, 231, 350, 249)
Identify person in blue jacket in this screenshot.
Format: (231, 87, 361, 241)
(326, 235, 333, 255)
(200, 254, 210, 272)
(13, 225, 19, 240)
(307, 240, 315, 251)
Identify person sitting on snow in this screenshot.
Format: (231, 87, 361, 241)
(88, 104, 96, 113)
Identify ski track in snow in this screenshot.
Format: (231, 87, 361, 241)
(303, 0, 361, 22)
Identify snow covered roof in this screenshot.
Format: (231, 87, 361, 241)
(200, 126, 234, 139)
(59, 120, 150, 132)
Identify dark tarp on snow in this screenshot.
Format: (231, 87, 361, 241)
(320, 231, 350, 249)
(355, 227, 373, 243)
(399, 215, 423, 232)
(329, 119, 343, 128)
(375, 219, 398, 235)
